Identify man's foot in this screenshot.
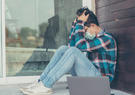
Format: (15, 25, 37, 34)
(21, 81, 53, 95)
(20, 80, 39, 92)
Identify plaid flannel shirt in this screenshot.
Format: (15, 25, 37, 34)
(68, 20, 117, 82)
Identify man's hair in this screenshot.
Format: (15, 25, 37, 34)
(76, 7, 99, 26)
(76, 7, 90, 16)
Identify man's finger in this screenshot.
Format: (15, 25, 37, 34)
(86, 14, 89, 17)
(82, 10, 86, 16)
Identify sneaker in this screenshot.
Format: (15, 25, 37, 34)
(20, 80, 39, 92)
(22, 81, 53, 95)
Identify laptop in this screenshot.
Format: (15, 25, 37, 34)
(67, 76, 111, 95)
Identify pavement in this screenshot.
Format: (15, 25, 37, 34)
(0, 81, 132, 95)
(0, 82, 69, 95)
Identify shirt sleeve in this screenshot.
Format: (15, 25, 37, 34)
(74, 23, 111, 52)
(68, 18, 78, 47)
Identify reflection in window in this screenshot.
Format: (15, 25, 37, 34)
(5, 0, 54, 48)
(5, 0, 82, 76)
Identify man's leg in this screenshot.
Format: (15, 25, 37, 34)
(69, 64, 77, 76)
(41, 47, 101, 88)
(40, 45, 69, 81)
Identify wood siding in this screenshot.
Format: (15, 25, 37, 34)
(96, 0, 135, 93)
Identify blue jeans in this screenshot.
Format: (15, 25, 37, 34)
(40, 45, 101, 88)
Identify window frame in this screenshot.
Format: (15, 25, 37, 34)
(0, 0, 95, 84)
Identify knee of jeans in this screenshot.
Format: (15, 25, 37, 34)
(58, 45, 68, 50)
(68, 47, 79, 53)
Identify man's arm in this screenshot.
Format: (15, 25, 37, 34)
(68, 18, 78, 47)
(74, 22, 111, 52)
(68, 10, 89, 47)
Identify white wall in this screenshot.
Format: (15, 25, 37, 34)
(82, 0, 95, 13)
(83, 0, 91, 9)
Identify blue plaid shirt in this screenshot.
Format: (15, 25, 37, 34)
(68, 19, 117, 82)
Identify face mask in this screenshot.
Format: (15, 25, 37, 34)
(85, 31, 96, 40)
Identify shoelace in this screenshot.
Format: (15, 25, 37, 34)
(28, 81, 39, 89)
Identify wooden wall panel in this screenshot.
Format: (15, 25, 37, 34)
(97, 6, 135, 23)
(96, 0, 135, 93)
(96, 0, 125, 8)
(96, 0, 135, 22)
(100, 17, 135, 29)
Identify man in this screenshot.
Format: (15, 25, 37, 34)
(21, 7, 117, 95)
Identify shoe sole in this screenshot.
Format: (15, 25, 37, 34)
(20, 88, 29, 94)
(21, 89, 53, 95)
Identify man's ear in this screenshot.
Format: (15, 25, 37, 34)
(84, 26, 89, 30)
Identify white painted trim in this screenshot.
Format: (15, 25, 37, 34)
(6, 47, 57, 52)
(0, 0, 2, 78)
(0, 76, 40, 85)
(2, 0, 6, 78)
(91, 0, 96, 14)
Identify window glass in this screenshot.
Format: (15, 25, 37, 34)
(5, 0, 82, 76)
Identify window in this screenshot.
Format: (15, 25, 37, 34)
(5, 0, 85, 77)
(0, 0, 95, 79)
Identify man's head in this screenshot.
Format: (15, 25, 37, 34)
(76, 7, 99, 26)
(76, 7, 90, 22)
(84, 10, 100, 35)
(76, 7, 101, 35)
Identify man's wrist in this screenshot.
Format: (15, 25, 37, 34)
(76, 20, 85, 25)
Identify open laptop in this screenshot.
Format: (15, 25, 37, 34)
(67, 76, 111, 95)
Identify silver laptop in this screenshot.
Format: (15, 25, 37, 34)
(67, 76, 111, 95)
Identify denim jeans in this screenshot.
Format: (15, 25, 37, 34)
(40, 45, 101, 88)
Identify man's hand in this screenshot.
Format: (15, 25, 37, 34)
(77, 11, 89, 22)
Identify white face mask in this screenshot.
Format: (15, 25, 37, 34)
(85, 31, 96, 40)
